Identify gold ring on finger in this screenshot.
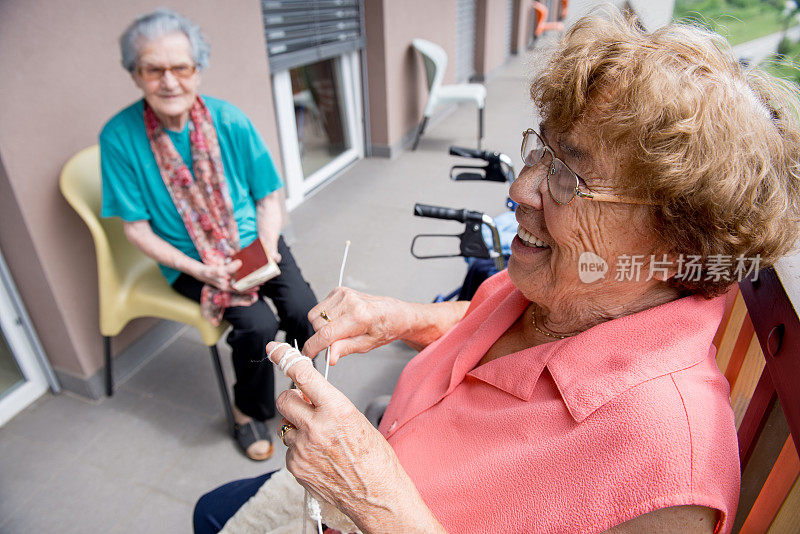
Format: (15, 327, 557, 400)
(320, 310, 331, 322)
(278, 423, 296, 446)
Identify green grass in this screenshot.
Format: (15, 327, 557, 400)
(761, 38, 800, 84)
(674, 0, 786, 45)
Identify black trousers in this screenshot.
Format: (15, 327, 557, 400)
(172, 236, 317, 421)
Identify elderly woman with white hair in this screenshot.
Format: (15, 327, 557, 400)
(99, 9, 318, 461)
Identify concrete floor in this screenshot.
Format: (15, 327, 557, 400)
(0, 44, 549, 534)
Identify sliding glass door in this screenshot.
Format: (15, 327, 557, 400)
(0, 249, 54, 426)
(273, 51, 364, 210)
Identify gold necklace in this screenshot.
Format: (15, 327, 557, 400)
(531, 308, 571, 340)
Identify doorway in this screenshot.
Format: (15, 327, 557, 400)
(0, 250, 55, 426)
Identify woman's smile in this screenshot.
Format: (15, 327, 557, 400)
(516, 226, 550, 248)
(510, 225, 552, 261)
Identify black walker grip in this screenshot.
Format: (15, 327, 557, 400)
(413, 204, 486, 224)
(414, 204, 465, 222)
(449, 146, 486, 159)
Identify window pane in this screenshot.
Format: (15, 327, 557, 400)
(290, 58, 350, 179)
(0, 324, 24, 399)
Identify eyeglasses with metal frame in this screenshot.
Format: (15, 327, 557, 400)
(521, 128, 656, 206)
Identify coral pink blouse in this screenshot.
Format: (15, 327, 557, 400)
(379, 271, 740, 533)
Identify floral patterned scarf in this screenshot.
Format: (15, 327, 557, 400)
(144, 96, 256, 325)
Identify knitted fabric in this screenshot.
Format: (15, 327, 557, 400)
(220, 468, 361, 534)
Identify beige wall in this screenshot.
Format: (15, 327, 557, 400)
(364, 0, 390, 149)
(511, 0, 532, 54)
(364, 0, 458, 153)
(475, 0, 510, 79)
(0, 0, 280, 382)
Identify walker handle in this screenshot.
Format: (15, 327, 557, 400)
(449, 146, 488, 160)
(413, 203, 484, 224)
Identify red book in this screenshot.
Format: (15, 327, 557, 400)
(230, 240, 280, 292)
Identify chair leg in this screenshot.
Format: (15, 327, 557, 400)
(411, 116, 429, 151)
(477, 106, 484, 151)
(104, 336, 113, 397)
(209, 345, 235, 435)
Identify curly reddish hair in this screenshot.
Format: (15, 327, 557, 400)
(532, 10, 800, 297)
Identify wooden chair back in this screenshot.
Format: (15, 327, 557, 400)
(714, 268, 800, 533)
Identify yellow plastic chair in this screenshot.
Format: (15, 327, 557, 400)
(59, 145, 235, 433)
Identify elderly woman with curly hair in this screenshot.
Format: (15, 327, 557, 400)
(194, 10, 800, 534)
(99, 9, 318, 461)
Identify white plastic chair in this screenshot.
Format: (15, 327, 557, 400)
(411, 38, 487, 150)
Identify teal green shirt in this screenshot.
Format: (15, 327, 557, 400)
(99, 96, 283, 284)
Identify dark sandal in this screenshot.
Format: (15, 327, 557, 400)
(233, 420, 274, 461)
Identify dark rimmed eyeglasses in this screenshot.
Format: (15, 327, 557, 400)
(521, 128, 656, 206)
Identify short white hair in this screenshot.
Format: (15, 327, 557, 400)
(119, 8, 210, 72)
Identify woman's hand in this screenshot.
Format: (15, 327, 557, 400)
(122, 221, 249, 291)
(302, 288, 471, 364)
(192, 259, 242, 291)
(267, 342, 446, 534)
(302, 287, 414, 364)
(261, 237, 282, 264)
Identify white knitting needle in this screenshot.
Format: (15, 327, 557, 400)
(302, 241, 351, 534)
(292, 338, 324, 534)
(337, 240, 350, 288)
(321, 240, 350, 381)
